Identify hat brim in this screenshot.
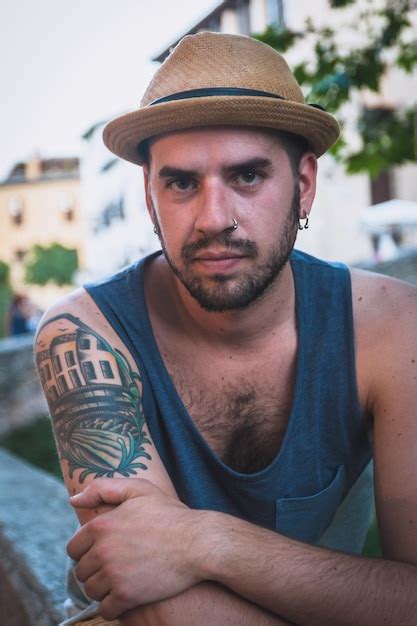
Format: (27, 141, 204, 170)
(103, 96, 340, 164)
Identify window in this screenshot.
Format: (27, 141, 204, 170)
(267, 0, 285, 28)
(53, 354, 62, 373)
(63, 207, 74, 222)
(57, 375, 69, 393)
(100, 360, 114, 379)
(97, 339, 106, 351)
(79, 337, 91, 350)
(61, 192, 75, 222)
(69, 369, 82, 388)
(237, 0, 251, 35)
(14, 249, 27, 262)
(65, 350, 75, 367)
(8, 197, 24, 226)
(95, 197, 125, 233)
(39, 367, 45, 384)
(364, 107, 395, 205)
(370, 170, 394, 205)
(45, 363, 52, 380)
(49, 385, 58, 401)
(206, 15, 220, 31)
(83, 361, 97, 381)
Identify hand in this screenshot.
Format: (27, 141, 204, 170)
(67, 478, 207, 621)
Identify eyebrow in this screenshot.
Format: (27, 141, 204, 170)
(158, 166, 198, 179)
(158, 157, 273, 179)
(222, 157, 273, 175)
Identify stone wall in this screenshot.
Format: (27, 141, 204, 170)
(0, 334, 48, 436)
(0, 449, 78, 626)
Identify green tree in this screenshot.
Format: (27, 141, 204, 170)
(254, 0, 417, 177)
(0, 260, 12, 338)
(24, 243, 79, 286)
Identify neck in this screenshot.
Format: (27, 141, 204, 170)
(146, 254, 295, 349)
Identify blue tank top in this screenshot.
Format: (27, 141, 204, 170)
(84, 249, 373, 547)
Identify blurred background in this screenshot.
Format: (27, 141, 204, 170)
(1, 0, 417, 330)
(0, 1, 416, 621)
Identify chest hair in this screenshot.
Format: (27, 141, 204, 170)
(166, 361, 294, 474)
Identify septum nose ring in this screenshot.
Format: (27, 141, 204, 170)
(232, 218, 238, 230)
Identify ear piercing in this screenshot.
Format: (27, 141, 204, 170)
(298, 213, 309, 230)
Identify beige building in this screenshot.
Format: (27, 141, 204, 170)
(0, 155, 86, 307)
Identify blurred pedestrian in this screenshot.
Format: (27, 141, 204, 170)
(8, 294, 31, 335)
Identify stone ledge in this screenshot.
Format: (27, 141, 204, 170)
(0, 334, 48, 436)
(0, 448, 78, 626)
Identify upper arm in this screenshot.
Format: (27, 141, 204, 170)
(359, 274, 417, 565)
(34, 288, 176, 524)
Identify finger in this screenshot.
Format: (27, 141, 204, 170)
(67, 525, 94, 562)
(99, 589, 138, 622)
(83, 570, 111, 603)
(69, 477, 162, 509)
(75, 550, 101, 584)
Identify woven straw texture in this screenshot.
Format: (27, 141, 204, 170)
(103, 32, 340, 164)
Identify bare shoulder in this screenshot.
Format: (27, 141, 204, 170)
(349, 267, 417, 354)
(36, 286, 111, 339)
(349, 266, 417, 326)
(349, 267, 417, 414)
(35, 287, 132, 370)
(350, 270, 417, 563)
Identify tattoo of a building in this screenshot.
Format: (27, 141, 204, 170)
(36, 313, 152, 482)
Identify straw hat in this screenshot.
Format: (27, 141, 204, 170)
(103, 31, 340, 164)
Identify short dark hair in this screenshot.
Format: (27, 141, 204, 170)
(138, 138, 151, 166)
(274, 131, 310, 176)
(138, 129, 309, 174)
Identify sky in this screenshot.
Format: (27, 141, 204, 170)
(0, 0, 217, 179)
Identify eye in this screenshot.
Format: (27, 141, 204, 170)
(167, 176, 196, 191)
(235, 170, 264, 186)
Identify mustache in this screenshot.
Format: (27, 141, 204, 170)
(182, 233, 258, 263)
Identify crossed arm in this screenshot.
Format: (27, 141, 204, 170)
(34, 292, 289, 625)
(69, 477, 417, 626)
(36, 275, 417, 625)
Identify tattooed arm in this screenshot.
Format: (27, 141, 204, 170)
(35, 289, 175, 521)
(36, 289, 288, 625)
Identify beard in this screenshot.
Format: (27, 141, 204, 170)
(152, 185, 300, 312)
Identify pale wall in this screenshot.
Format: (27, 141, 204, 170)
(80, 123, 159, 282)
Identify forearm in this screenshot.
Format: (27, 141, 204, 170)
(120, 582, 291, 626)
(203, 512, 417, 626)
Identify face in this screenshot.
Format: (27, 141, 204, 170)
(144, 127, 316, 312)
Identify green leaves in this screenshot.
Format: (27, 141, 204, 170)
(24, 243, 78, 286)
(254, 24, 303, 53)
(253, 0, 417, 177)
(348, 106, 417, 175)
(329, 0, 355, 7)
(397, 40, 417, 73)
(344, 46, 385, 91)
(378, 6, 411, 48)
(0, 260, 10, 287)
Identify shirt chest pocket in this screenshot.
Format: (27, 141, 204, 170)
(275, 465, 346, 543)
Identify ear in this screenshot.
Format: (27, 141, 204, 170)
(298, 152, 317, 218)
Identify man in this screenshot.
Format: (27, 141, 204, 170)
(35, 32, 417, 625)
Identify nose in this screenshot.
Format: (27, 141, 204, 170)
(194, 177, 235, 237)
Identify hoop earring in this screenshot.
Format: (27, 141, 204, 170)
(298, 213, 309, 230)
